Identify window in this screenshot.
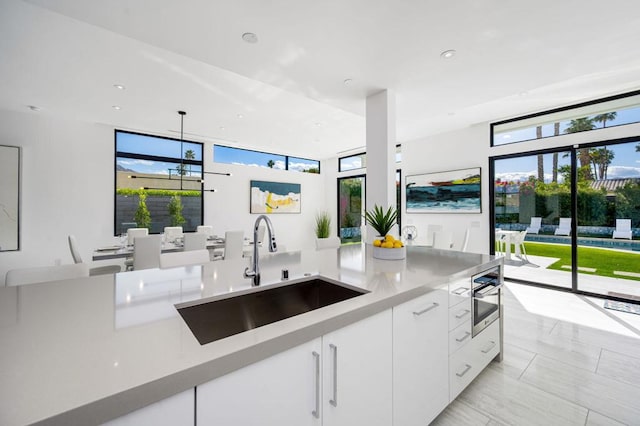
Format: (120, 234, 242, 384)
(213, 145, 320, 173)
(492, 91, 640, 146)
(115, 130, 203, 235)
(338, 146, 401, 172)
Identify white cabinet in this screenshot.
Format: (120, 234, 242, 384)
(322, 309, 392, 426)
(196, 309, 392, 426)
(196, 338, 322, 426)
(393, 290, 448, 426)
(102, 388, 194, 426)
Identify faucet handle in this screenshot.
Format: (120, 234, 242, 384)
(243, 267, 256, 278)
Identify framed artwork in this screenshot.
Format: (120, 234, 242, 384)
(406, 167, 481, 213)
(0, 145, 20, 251)
(250, 180, 301, 214)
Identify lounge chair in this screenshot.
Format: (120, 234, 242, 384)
(612, 219, 632, 240)
(525, 217, 542, 234)
(554, 218, 571, 236)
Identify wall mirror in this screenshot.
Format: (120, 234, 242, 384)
(0, 145, 20, 251)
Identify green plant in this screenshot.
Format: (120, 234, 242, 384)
(134, 192, 151, 230)
(168, 195, 186, 227)
(365, 205, 398, 237)
(315, 211, 331, 238)
(117, 188, 200, 197)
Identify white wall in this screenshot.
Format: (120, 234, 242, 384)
(402, 124, 490, 254)
(0, 109, 328, 284)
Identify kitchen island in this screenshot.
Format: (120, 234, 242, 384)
(0, 244, 502, 425)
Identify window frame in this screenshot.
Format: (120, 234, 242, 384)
(213, 144, 320, 173)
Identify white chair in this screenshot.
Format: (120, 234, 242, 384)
(432, 230, 454, 250)
(127, 228, 148, 246)
(460, 228, 471, 252)
(214, 230, 244, 260)
(132, 235, 162, 270)
(183, 232, 207, 251)
(316, 236, 341, 250)
(526, 217, 542, 234)
(196, 225, 215, 238)
(426, 225, 443, 246)
(554, 218, 571, 236)
(612, 219, 632, 240)
(159, 249, 210, 269)
(512, 230, 530, 262)
(164, 226, 184, 243)
(495, 230, 506, 256)
(68, 235, 121, 276)
(6, 263, 89, 286)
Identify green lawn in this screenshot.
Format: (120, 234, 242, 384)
(524, 242, 640, 281)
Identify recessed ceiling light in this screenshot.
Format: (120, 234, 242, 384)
(237, 114, 243, 119)
(314, 122, 322, 127)
(343, 78, 353, 86)
(219, 126, 225, 130)
(112, 105, 121, 110)
(440, 49, 456, 59)
(113, 84, 125, 90)
(28, 105, 41, 112)
(242, 32, 258, 44)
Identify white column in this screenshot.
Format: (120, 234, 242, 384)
(365, 89, 397, 242)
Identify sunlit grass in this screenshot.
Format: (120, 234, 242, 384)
(524, 242, 640, 281)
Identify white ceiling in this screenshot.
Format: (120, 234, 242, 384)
(1, 0, 640, 159)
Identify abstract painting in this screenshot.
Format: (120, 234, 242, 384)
(250, 180, 301, 214)
(406, 167, 481, 213)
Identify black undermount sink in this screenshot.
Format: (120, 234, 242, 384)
(176, 277, 368, 345)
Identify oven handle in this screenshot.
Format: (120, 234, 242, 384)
(474, 282, 503, 298)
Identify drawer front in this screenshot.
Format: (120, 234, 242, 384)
(448, 278, 470, 307)
(474, 320, 500, 364)
(448, 321, 472, 355)
(448, 302, 471, 331)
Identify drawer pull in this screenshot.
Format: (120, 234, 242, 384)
(455, 331, 471, 343)
(481, 341, 497, 354)
(413, 302, 439, 316)
(452, 287, 468, 295)
(312, 351, 320, 418)
(455, 309, 470, 319)
(329, 344, 338, 407)
(456, 364, 472, 377)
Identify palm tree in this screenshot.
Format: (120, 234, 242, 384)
(552, 122, 560, 182)
(589, 148, 615, 180)
(267, 159, 275, 168)
(593, 112, 617, 128)
(536, 126, 544, 182)
(565, 118, 596, 176)
(184, 149, 195, 176)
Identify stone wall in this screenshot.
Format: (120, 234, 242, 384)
(116, 195, 201, 234)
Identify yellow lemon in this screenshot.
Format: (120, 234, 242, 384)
(393, 241, 403, 248)
(382, 241, 394, 249)
(373, 239, 382, 247)
(385, 234, 395, 242)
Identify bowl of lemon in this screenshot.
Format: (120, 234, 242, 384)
(372, 234, 406, 260)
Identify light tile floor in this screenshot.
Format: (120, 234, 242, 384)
(432, 282, 640, 426)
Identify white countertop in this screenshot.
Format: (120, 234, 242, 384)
(0, 244, 500, 425)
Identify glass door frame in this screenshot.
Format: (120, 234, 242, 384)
(489, 136, 639, 304)
(337, 174, 366, 244)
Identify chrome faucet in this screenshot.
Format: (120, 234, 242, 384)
(244, 215, 277, 286)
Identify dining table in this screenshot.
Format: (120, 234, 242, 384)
(92, 237, 226, 261)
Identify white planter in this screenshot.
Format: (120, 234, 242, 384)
(372, 245, 406, 260)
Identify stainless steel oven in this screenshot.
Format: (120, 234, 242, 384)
(471, 266, 502, 337)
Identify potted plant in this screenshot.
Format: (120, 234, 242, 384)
(365, 205, 404, 259)
(315, 211, 331, 238)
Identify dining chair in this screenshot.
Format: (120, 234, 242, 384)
(426, 225, 443, 246)
(512, 230, 530, 262)
(132, 235, 162, 270)
(164, 226, 184, 243)
(6, 263, 89, 286)
(432, 230, 454, 250)
(196, 225, 215, 238)
(460, 228, 471, 252)
(159, 249, 210, 269)
(127, 228, 148, 246)
(183, 232, 207, 251)
(214, 230, 244, 260)
(68, 235, 121, 276)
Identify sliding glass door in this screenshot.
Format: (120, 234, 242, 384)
(338, 176, 365, 244)
(492, 140, 640, 301)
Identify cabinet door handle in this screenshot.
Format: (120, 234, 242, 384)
(413, 302, 439, 316)
(481, 341, 497, 354)
(312, 351, 320, 418)
(455, 309, 470, 319)
(456, 364, 472, 377)
(329, 344, 338, 407)
(452, 287, 468, 295)
(455, 331, 471, 343)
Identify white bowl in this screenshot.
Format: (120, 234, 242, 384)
(372, 245, 406, 260)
